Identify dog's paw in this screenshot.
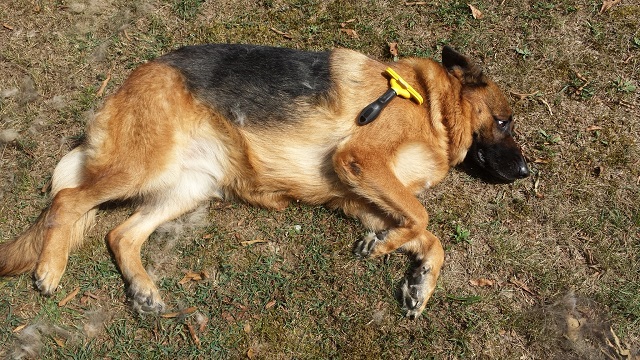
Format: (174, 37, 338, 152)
(34, 263, 64, 296)
(398, 263, 432, 320)
(353, 231, 387, 258)
(127, 282, 165, 314)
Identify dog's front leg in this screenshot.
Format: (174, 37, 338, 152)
(333, 149, 444, 319)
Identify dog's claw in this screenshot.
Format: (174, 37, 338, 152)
(353, 231, 387, 258)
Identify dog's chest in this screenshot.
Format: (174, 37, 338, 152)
(391, 142, 448, 192)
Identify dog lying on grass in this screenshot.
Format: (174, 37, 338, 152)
(0, 44, 528, 319)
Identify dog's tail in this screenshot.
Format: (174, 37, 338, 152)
(0, 147, 97, 276)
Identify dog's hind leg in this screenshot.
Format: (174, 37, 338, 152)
(0, 147, 97, 281)
(107, 171, 217, 313)
(35, 178, 127, 295)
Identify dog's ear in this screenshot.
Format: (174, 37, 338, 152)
(442, 46, 486, 87)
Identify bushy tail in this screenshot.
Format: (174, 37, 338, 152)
(0, 147, 97, 276)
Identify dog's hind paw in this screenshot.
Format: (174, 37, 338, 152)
(34, 263, 65, 296)
(353, 231, 387, 258)
(398, 263, 433, 320)
(127, 284, 165, 314)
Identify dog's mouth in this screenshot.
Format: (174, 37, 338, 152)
(476, 148, 486, 166)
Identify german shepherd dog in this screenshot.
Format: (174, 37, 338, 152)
(0, 45, 528, 319)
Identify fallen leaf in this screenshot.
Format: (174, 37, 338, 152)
(12, 324, 27, 333)
(533, 173, 544, 199)
(221, 311, 235, 323)
(538, 97, 553, 116)
(469, 278, 494, 287)
(122, 29, 132, 42)
(469, 4, 484, 19)
(2, 23, 14, 30)
(389, 42, 399, 61)
(241, 238, 268, 247)
(58, 287, 80, 307)
(53, 336, 66, 347)
(202, 233, 213, 239)
(84, 291, 100, 300)
(586, 125, 603, 131)
(574, 70, 588, 83)
(178, 270, 209, 285)
(265, 300, 276, 309)
(244, 322, 252, 334)
(340, 19, 356, 27)
(609, 326, 632, 357)
(510, 90, 539, 100)
(600, 0, 622, 13)
(160, 306, 198, 318)
(533, 158, 550, 164)
(96, 70, 112, 97)
(270, 27, 292, 39)
(509, 277, 537, 296)
(186, 323, 201, 348)
(340, 28, 359, 39)
(247, 347, 257, 359)
(405, 1, 427, 5)
(80, 291, 100, 305)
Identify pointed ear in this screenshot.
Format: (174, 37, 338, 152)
(442, 46, 486, 86)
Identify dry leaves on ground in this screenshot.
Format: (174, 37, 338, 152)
(600, 0, 622, 13)
(340, 19, 358, 39)
(469, 4, 484, 19)
(178, 270, 209, 285)
(469, 278, 494, 287)
(389, 42, 399, 61)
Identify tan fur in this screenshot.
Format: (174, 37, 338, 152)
(0, 47, 518, 317)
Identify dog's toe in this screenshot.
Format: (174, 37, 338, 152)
(398, 264, 433, 319)
(132, 296, 165, 314)
(127, 283, 165, 314)
(34, 264, 64, 296)
(353, 231, 386, 258)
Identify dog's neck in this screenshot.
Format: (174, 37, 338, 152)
(440, 75, 474, 167)
(421, 61, 473, 166)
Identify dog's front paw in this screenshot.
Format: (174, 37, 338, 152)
(353, 231, 387, 258)
(398, 263, 432, 320)
(127, 281, 165, 314)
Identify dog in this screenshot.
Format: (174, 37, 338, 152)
(0, 44, 529, 319)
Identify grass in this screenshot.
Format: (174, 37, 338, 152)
(1, 0, 639, 358)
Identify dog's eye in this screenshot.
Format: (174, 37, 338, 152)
(494, 117, 511, 130)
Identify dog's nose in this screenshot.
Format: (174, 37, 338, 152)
(516, 163, 530, 178)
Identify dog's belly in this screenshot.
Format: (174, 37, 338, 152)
(248, 141, 343, 203)
(237, 127, 349, 206)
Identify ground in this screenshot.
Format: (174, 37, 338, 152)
(0, 0, 639, 359)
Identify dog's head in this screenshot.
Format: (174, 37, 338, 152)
(442, 46, 529, 182)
